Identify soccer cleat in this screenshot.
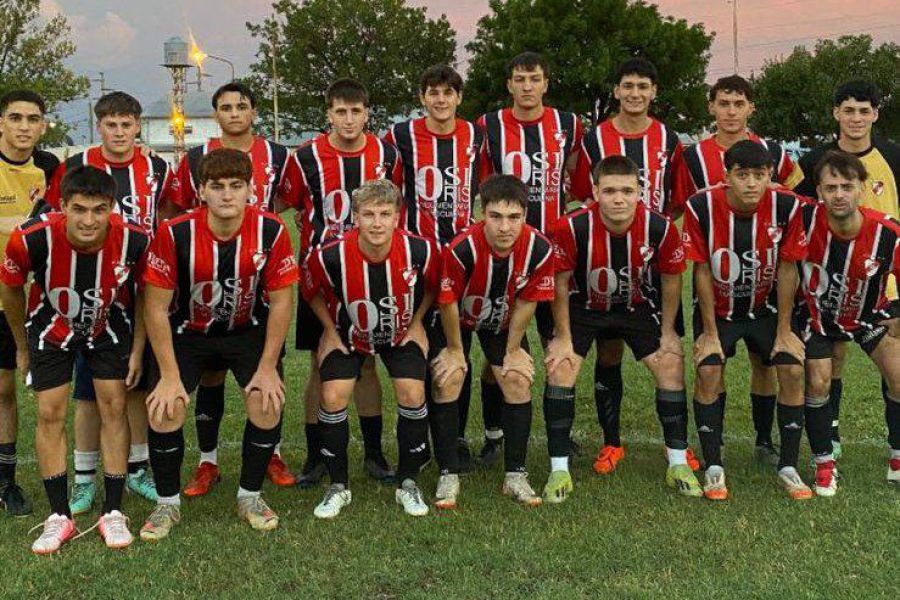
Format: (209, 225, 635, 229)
(476, 436, 503, 467)
(395, 479, 429, 517)
(703, 466, 729, 501)
(686, 448, 702, 471)
(755, 442, 781, 467)
(501, 472, 542, 507)
(364, 455, 396, 484)
(98, 510, 133, 549)
(266, 454, 296, 487)
(0, 481, 33, 516)
(434, 473, 460, 510)
(457, 439, 474, 474)
(593, 445, 625, 475)
(139, 504, 181, 542)
(30, 514, 76, 555)
(888, 458, 900, 484)
(778, 467, 813, 500)
(69, 481, 97, 515)
(314, 484, 352, 519)
(666, 464, 703, 497)
(814, 460, 838, 497)
(127, 468, 159, 502)
(183, 462, 221, 497)
(542, 470, 574, 504)
(237, 495, 279, 531)
(295, 458, 327, 489)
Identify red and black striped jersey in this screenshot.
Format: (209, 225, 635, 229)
(0, 212, 148, 349)
(279, 133, 403, 258)
(143, 205, 298, 336)
(478, 107, 582, 233)
(552, 202, 685, 313)
(45, 147, 176, 236)
(683, 185, 808, 321)
(437, 222, 555, 333)
(800, 205, 900, 338)
(571, 118, 685, 216)
(172, 136, 289, 212)
(301, 228, 439, 355)
(385, 118, 483, 247)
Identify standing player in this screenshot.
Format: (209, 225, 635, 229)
(170, 82, 294, 494)
(386, 64, 484, 471)
(545, 156, 701, 499)
(139, 149, 297, 540)
(477, 51, 581, 464)
(1, 166, 148, 553)
(683, 141, 811, 501)
(301, 180, 439, 519)
(44, 91, 176, 511)
(280, 78, 402, 487)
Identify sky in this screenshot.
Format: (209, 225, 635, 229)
(45, 0, 899, 141)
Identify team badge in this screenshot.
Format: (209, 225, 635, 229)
(767, 226, 783, 244)
(252, 250, 268, 271)
(872, 180, 885, 196)
(515, 273, 529, 290)
(113, 264, 131, 285)
(146, 173, 160, 194)
(864, 257, 881, 277)
(375, 163, 387, 179)
(554, 130, 567, 146)
(656, 150, 669, 168)
(639, 245, 655, 263)
(402, 267, 418, 286)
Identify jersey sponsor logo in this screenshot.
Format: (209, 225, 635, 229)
(146, 251, 172, 279)
(190, 278, 256, 322)
(3, 257, 21, 275)
(501, 151, 564, 199)
(323, 190, 352, 231)
(710, 248, 777, 288)
(588, 266, 636, 299)
(414, 165, 471, 217)
(802, 263, 867, 315)
(277, 255, 297, 276)
(47, 287, 109, 333)
(462, 294, 508, 330)
(347, 294, 414, 345)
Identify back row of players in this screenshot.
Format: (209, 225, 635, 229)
(0, 51, 898, 553)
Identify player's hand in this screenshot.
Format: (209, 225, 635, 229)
(693, 332, 724, 366)
(400, 320, 428, 357)
(879, 317, 900, 338)
(502, 347, 535, 383)
(15, 348, 29, 381)
(544, 335, 577, 374)
(146, 376, 190, 423)
(245, 365, 286, 415)
(772, 330, 805, 363)
(125, 350, 144, 390)
(317, 329, 349, 367)
(431, 347, 467, 387)
(659, 327, 684, 358)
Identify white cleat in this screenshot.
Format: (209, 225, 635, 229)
(313, 484, 352, 519)
(98, 510, 134, 549)
(30, 513, 76, 555)
(395, 479, 429, 517)
(434, 474, 460, 510)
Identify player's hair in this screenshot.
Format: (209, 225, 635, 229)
(420, 64, 463, 95)
(833, 80, 881, 109)
(508, 51, 549, 78)
(814, 150, 868, 184)
(352, 179, 401, 211)
(212, 82, 256, 110)
(0, 89, 47, 116)
(93, 91, 142, 120)
(615, 58, 658, 85)
(60, 165, 116, 205)
(724, 140, 771, 171)
(198, 148, 253, 185)
(326, 78, 369, 108)
(709, 75, 754, 102)
(479, 175, 528, 211)
(591, 155, 640, 184)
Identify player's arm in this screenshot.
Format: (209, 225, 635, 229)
(0, 283, 28, 374)
(433, 301, 466, 386)
(772, 260, 804, 362)
(400, 288, 434, 355)
(692, 262, 723, 365)
(659, 271, 683, 357)
(244, 286, 291, 413)
(309, 291, 350, 365)
(126, 291, 147, 390)
(501, 298, 537, 382)
(143, 283, 189, 422)
(545, 270, 577, 373)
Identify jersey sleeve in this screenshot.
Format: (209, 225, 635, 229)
(436, 245, 468, 305)
(172, 156, 197, 211)
(0, 229, 31, 286)
(666, 142, 687, 217)
(778, 202, 809, 262)
(777, 150, 803, 190)
(423, 239, 441, 295)
(671, 153, 697, 215)
(681, 202, 709, 263)
(569, 139, 595, 201)
(157, 162, 179, 212)
(519, 246, 556, 302)
(142, 225, 178, 289)
(44, 161, 67, 210)
(551, 218, 577, 273)
(276, 153, 309, 212)
(477, 115, 494, 182)
(300, 248, 326, 302)
(656, 220, 687, 275)
(262, 226, 299, 291)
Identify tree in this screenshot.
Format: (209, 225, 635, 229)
(752, 35, 899, 147)
(247, 0, 456, 138)
(0, 0, 89, 145)
(463, 0, 713, 133)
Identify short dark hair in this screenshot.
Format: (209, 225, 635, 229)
(326, 78, 369, 108)
(0, 90, 47, 116)
(508, 51, 549, 79)
(60, 166, 116, 205)
(592, 155, 640, 184)
(709, 75, 754, 102)
(724, 140, 772, 171)
(479, 175, 528, 211)
(833, 80, 881, 109)
(198, 148, 253, 185)
(94, 91, 142, 120)
(212, 82, 256, 110)
(616, 58, 658, 85)
(815, 150, 868, 184)
(419, 64, 463, 95)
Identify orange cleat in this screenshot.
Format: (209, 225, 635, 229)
(686, 448, 702, 471)
(267, 454, 296, 487)
(593, 445, 625, 475)
(183, 462, 221, 497)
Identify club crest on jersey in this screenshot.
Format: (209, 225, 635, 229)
(553, 130, 567, 146)
(872, 180, 885, 196)
(515, 273, 529, 291)
(252, 250, 268, 271)
(146, 173, 160, 194)
(113, 264, 131, 285)
(265, 164, 275, 183)
(402, 267, 418, 286)
(767, 226, 783, 244)
(639, 245, 655, 263)
(374, 163, 388, 179)
(656, 150, 669, 168)
(864, 257, 881, 277)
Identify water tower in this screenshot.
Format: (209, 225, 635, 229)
(162, 37, 191, 162)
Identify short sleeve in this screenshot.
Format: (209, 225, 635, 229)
(656, 220, 687, 275)
(142, 225, 178, 289)
(519, 245, 556, 302)
(436, 245, 468, 305)
(779, 201, 809, 263)
(569, 140, 594, 201)
(682, 201, 710, 263)
(0, 229, 31, 286)
(262, 226, 299, 290)
(300, 248, 326, 302)
(551, 218, 577, 273)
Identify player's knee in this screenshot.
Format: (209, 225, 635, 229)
(149, 400, 186, 433)
(94, 393, 126, 416)
(320, 384, 350, 412)
(434, 372, 464, 404)
(395, 382, 425, 408)
(501, 372, 531, 399)
(695, 366, 721, 398)
(246, 391, 281, 428)
(805, 368, 831, 398)
(831, 344, 848, 376)
(37, 400, 66, 427)
(655, 353, 684, 387)
(547, 360, 578, 388)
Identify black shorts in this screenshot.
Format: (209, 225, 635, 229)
(595, 303, 684, 347)
(73, 347, 153, 401)
(569, 302, 661, 361)
(0, 312, 17, 371)
(804, 326, 888, 360)
(320, 342, 427, 382)
(27, 340, 131, 393)
(692, 312, 778, 367)
(535, 301, 554, 341)
(295, 296, 324, 351)
(426, 314, 530, 368)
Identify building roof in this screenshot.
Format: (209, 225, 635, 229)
(143, 89, 215, 119)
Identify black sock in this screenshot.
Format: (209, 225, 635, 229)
(101, 473, 126, 514)
(750, 393, 777, 446)
(717, 391, 727, 446)
(777, 404, 804, 470)
(0, 442, 16, 484)
(240, 420, 280, 492)
(457, 367, 472, 438)
(148, 428, 185, 498)
(502, 401, 532, 473)
(318, 408, 349, 485)
(804, 395, 833, 459)
(128, 454, 148, 475)
(694, 398, 723, 467)
(594, 362, 623, 447)
(304, 422, 321, 465)
(396, 404, 429, 483)
(481, 381, 503, 435)
(884, 389, 900, 451)
(43, 472, 70, 517)
(830, 378, 843, 443)
(544, 385, 575, 458)
(359, 415, 384, 460)
(429, 401, 459, 474)
(195, 383, 225, 454)
(655, 389, 688, 450)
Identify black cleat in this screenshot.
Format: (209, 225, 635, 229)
(457, 439, 474, 474)
(295, 458, 327, 489)
(364, 455, 397, 485)
(476, 437, 503, 467)
(0, 482, 32, 517)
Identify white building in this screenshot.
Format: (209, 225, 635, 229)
(141, 90, 220, 159)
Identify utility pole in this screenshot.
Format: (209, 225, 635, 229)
(732, 0, 739, 74)
(270, 21, 281, 143)
(87, 72, 111, 144)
